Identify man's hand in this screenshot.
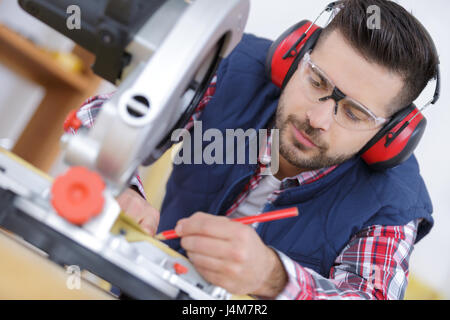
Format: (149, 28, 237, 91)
(175, 212, 288, 297)
(116, 188, 160, 236)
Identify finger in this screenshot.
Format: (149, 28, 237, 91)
(176, 212, 243, 241)
(193, 266, 243, 294)
(117, 187, 142, 201)
(181, 235, 235, 260)
(136, 206, 159, 234)
(117, 188, 160, 235)
(116, 189, 134, 212)
(193, 265, 227, 289)
(187, 251, 242, 276)
(187, 251, 224, 272)
(117, 189, 143, 218)
(138, 210, 160, 235)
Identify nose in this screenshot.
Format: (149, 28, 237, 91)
(305, 98, 335, 131)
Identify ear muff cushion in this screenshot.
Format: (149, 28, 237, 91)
(360, 105, 417, 154)
(359, 105, 426, 170)
(265, 20, 322, 89)
(365, 118, 426, 171)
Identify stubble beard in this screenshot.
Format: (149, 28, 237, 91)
(274, 95, 355, 171)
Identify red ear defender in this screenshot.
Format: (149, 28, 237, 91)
(359, 105, 427, 171)
(265, 20, 322, 89)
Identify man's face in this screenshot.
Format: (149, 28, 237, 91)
(275, 30, 404, 170)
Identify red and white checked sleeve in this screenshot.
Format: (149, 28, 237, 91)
(272, 219, 419, 300)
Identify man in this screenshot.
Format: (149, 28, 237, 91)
(77, 0, 438, 299)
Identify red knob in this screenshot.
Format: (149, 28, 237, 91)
(173, 263, 189, 275)
(51, 167, 105, 225)
(63, 109, 82, 133)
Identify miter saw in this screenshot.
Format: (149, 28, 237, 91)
(0, 0, 250, 299)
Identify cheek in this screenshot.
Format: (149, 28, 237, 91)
(281, 78, 310, 115)
(280, 99, 309, 126)
(328, 128, 377, 155)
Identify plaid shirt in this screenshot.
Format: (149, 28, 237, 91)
(224, 130, 338, 217)
(72, 76, 419, 300)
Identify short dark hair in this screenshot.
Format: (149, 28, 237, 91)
(317, 0, 439, 115)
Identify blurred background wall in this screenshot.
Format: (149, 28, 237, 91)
(0, 0, 448, 299)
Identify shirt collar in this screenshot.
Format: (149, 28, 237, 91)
(258, 127, 338, 189)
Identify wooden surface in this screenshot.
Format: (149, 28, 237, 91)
(0, 229, 114, 300)
(0, 23, 103, 172)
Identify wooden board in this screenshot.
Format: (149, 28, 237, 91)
(0, 229, 114, 300)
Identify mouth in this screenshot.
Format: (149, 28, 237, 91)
(290, 123, 317, 148)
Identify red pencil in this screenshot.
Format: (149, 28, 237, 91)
(154, 207, 299, 241)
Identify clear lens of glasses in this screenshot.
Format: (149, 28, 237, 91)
(298, 53, 388, 131)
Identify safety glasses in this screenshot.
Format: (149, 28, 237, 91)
(298, 51, 390, 131)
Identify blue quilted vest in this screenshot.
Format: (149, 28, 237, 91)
(158, 34, 434, 277)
